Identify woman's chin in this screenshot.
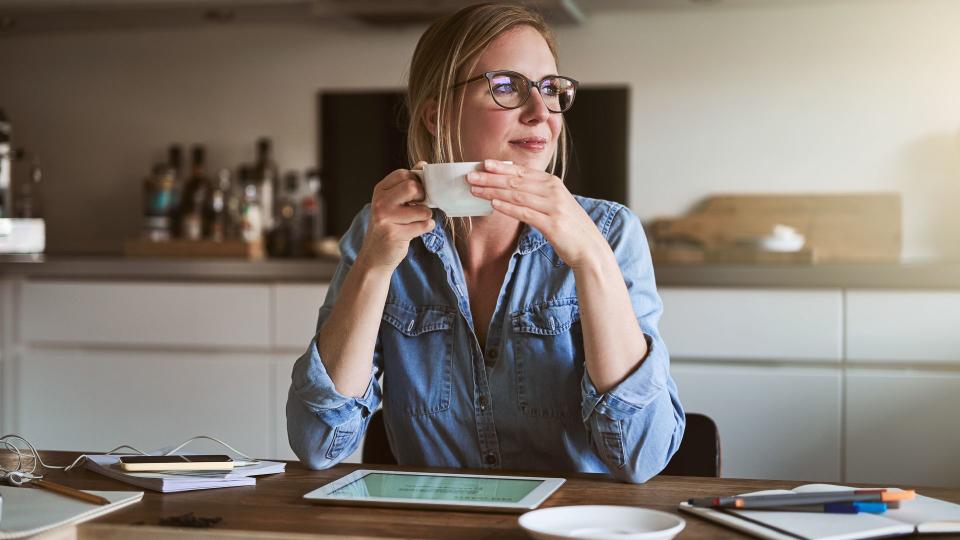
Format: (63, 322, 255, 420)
(500, 153, 553, 171)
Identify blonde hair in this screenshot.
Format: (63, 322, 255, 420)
(406, 2, 569, 180)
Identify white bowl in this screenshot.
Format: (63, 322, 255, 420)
(519, 505, 686, 540)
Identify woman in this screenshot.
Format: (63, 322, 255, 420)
(287, 2, 684, 483)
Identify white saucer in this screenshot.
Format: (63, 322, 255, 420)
(519, 505, 686, 540)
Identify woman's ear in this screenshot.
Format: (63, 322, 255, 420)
(422, 98, 439, 137)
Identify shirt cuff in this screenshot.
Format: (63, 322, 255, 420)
(581, 333, 669, 422)
(291, 338, 379, 426)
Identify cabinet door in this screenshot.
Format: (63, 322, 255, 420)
(274, 284, 329, 350)
(659, 288, 842, 361)
(0, 278, 14, 432)
(846, 369, 960, 487)
(17, 348, 273, 457)
(274, 355, 299, 461)
(672, 363, 842, 481)
(846, 290, 960, 363)
(21, 280, 270, 349)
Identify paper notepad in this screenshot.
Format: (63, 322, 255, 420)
(85, 454, 285, 493)
(0, 485, 142, 540)
(679, 484, 960, 540)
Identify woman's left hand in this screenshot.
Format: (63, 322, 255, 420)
(467, 159, 607, 269)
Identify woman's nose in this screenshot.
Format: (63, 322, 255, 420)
(521, 87, 551, 124)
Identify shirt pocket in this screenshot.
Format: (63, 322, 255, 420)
(510, 297, 584, 418)
(380, 301, 455, 417)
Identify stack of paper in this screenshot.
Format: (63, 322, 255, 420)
(84, 455, 285, 493)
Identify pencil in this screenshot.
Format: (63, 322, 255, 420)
(689, 488, 915, 509)
(32, 478, 111, 506)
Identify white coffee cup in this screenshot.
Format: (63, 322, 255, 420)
(413, 161, 502, 218)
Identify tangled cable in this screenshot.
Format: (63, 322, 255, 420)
(0, 434, 258, 486)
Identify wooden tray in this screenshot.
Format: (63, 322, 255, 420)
(649, 193, 901, 264)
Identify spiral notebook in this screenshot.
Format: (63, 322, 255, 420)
(0, 485, 143, 539)
(679, 484, 960, 540)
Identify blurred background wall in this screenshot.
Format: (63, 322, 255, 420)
(0, 0, 957, 257)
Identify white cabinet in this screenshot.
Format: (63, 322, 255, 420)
(661, 287, 843, 481)
(659, 288, 843, 361)
(273, 283, 329, 350)
(21, 280, 271, 349)
(672, 363, 842, 481)
(0, 279, 12, 431)
(846, 290, 960, 363)
(7, 277, 959, 483)
(17, 348, 273, 456)
(273, 354, 298, 461)
(845, 369, 960, 487)
(6, 278, 330, 461)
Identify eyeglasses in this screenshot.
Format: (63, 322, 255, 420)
(452, 70, 579, 113)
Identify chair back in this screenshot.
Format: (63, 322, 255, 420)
(362, 410, 721, 477)
(660, 412, 721, 477)
(362, 409, 397, 465)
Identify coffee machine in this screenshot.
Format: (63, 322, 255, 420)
(0, 108, 46, 254)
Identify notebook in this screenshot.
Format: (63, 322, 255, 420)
(679, 483, 960, 540)
(0, 485, 143, 539)
(84, 454, 285, 493)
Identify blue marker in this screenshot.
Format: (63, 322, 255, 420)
(824, 501, 888, 514)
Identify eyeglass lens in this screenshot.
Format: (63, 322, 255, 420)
(487, 73, 575, 113)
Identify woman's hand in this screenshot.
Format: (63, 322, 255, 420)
(467, 159, 606, 269)
(357, 162, 435, 273)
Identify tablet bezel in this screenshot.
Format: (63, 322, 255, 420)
(303, 469, 566, 513)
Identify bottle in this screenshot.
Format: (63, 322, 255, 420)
(225, 169, 243, 240)
(301, 168, 325, 256)
(167, 144, 184, 235)
(252, 137, 278, 234)
(141, 162, 174, 241)
(0, 109, 11, 218)
(14, 152, 43, 219)
(204, 168, 231, 242)
(178, 145, 211, 241)
(272, 171, 301, 257)
(238, 166, 263, 244)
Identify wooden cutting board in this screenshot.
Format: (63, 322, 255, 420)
(649, 193, 901, 264)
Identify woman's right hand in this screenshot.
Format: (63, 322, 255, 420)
(356, 162, 435, 272)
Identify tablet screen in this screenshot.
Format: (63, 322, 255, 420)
(331, 472, 543, 503)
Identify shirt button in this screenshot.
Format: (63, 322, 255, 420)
(479, 395, 488, 410)
(487, 348, 498, 360)
(484, 453, 497, 466)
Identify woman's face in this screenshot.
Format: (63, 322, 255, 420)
(450, 25, 562, 172)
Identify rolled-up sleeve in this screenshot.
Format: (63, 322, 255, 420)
(286, 206, 383, 469)
(580, 205, 685, 483)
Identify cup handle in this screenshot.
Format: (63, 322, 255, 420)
(411, 169, 436, 208)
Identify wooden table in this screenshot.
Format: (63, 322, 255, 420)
(13, 452, 960, 539)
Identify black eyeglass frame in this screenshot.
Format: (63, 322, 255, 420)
(451, 70, 579, 113)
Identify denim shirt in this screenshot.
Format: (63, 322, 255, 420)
(286, 196, 685, 483)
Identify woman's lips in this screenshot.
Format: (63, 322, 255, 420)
(509, 137, 547, 152)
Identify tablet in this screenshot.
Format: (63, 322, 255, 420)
(303, 469, 565, 512)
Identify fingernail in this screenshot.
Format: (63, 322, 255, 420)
(484, 159, 496, 168)
(471, 186, 482, 194)
(466, 172, 478, 181)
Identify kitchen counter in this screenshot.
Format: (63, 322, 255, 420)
(3, 254, 960, 288)
(0, 254, 341, 282)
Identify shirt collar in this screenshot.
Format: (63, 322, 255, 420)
(419, 211, 548, 256)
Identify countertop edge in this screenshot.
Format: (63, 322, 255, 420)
(4, 256, 960, 289)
